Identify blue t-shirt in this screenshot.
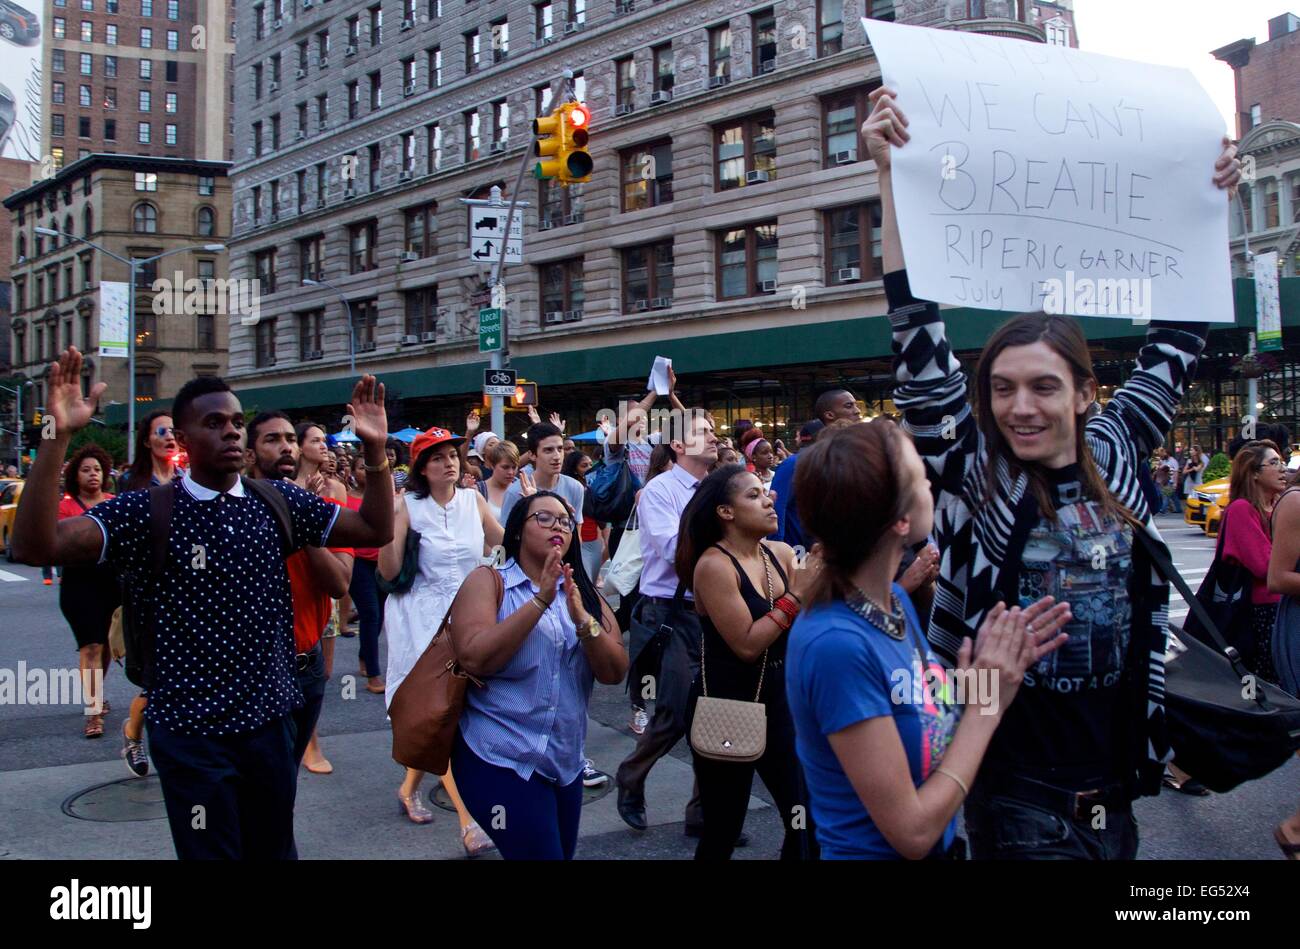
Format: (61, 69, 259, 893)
(785, 585, 960, 859)
(768, 453, 800, 544)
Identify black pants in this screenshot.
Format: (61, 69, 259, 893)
(965, 782, 1139, 860)
(616, 596, 702, 825)
(147, 715, 299, 860)
(688, 671, 817, 860)
(291, 642, 326, 765)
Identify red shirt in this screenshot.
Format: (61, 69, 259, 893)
(58, 493, 113, 519)
(579, 519, 600, 543)
(344, 495, 379, 560)
(288, 497, 354, 653)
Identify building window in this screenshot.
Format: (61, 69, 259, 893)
(752, 9, 776, 73)
(106, 23, 118, 43)
(254, 248, 277, 293)
(102, 87, 117, 109)
(536, 1, 552, 40)
(53, 17, 66, 38)
(53, 50, 66, 72)
(252, 121, 263, 154)
(347, 81, 358, 119)
(105, 55, 117, 77)
(165, 123, 177, 145)
(818, 0, 843, 56)
(403, 286, 438, 337)
(80, 53, 93, 75)
(198, 175, 214, 196)
(568, 0, 584, 26)
(428, 46, 442, 88)
(1250, 103, 1262, 128)
(490, 18, 508, 61)
(824, 202, 882, 282)
(404, 203, 436, 256)
(716, 112, 776, 190)
(254, 63, 263, 98)
(81, 19, 93, 40)
(317, 93, 328, 127)
(104, 118, 116, 140)
(621, 140, 673, 211)
(135, 171, 158, 191)
(133, 202, 158, 232)
(465, 30, 480, 71)
(52, 114, 66, 137)
(165, 91, 178, 113)
(79, 116, 91, 137)
(140, 26, 152, 46)
(615, 57, 635, 111)
(135, 372, 159, 398)
(141, 0, 152, 14)
(464, 109, 481, 161)
(367, 143, 380, 190)
(139, 89, 152, 111)
(539, 258, 584, 318)
(197, 313, 215, 350)
(317, 30, 329, 61)
(708, 25, 731, 84)
(1290, 173, 1300, 224)
(298, 309, 323, 359)
(166, 29, 178, 49)
(165, 60, 177, 81)
(167, 0, 178, 18)
(539, 178, 583, 227)
(251, 185, 261, 224)
(824, 85, 880, 165)
(299, 234, 324, 281)
(1262, 178, 1280, 230)
(369, 3, 382, 45)
(197, 206, 215, 235)
(352, 298, 378, 347)
(492, 99, 509, 146)
(83, 205, 93, 234)
(369, 71, 382, 109)
(653, 44, 674, 95)
(53, 82, 66, 104)
(426, 123, 442, 172)
(717, 222, 778, 299)
(255, 319, 277, 367)
(349, 220, 378, 273)
(140, 58, 152, 79)
(315, 163, 327, 203)
(623, 241, 673, 310)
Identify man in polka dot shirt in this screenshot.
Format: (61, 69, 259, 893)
(13, 348, 395, 860)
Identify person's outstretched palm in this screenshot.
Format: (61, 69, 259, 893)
(47, 348, 106, 435)
(346, 374, 389, 447)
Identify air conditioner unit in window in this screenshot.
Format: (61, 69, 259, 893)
(650, 296, 671, 309)
(404, 81, 416, 96)
(760, 59, 776, 74)
(401, 18, 413, 30)
(302, 0, 312, 8)
(834, 148, 857, 165)
(270, 209, 279, 221)
(563, 309, 582, 322)
(421, 331, 437, 342)
(649, 90, 671, 105)
(269, 80, 279, 92)
(343, 185, 357, 199)
(295, 68, 306, 79)
(358, 341, 377, 352)
(538, 217, 554, 231)
(615, 103, 634, 116)
(543, 310, 565, 324)
(634, 299, 649, 312)
(83, 280, 92, 290)
(400, 250, 418, 261)
(318, 119, 328, 131)
(708, 74, 729, 89)
(295, 129, 306, 140)
(489, 141, 506, 153)
(399, 169, 413, 181)
(316, 197, 326, 208)
(319, 56, 329, 68)
(745, 169, 769, 184)
(615, 0, 634, 12)
(273, 18, 283, 29)
(758, 279, 777, 293)
(401, 334, 419, 344)
(836, 267, 861, 282)
(345, 44, 357, 56)
(564, 21, 580, 33)
(306, 349, 323, 359)
(563, 211, 583, 225)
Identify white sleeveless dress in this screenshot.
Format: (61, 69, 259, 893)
(384, 488, 485, 708)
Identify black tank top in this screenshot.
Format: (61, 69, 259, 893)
(699, 544, 790, 701)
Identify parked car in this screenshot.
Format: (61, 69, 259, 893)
(0, 479, 23, 561)
(1202, 449, 1300, 538)
(0, 0, 40, 46)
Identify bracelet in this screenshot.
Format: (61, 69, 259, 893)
(768, 608, 792, 633)
(773, 596, 800, 622)
(530, 595, 551, 614)
(363, 459, 390, 474)
(933, 766, 969, 798)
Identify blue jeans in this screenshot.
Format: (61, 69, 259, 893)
(291, 642, 326, 765)
(348, 558, 385, 677)
(965, 785, 1139, 860)
(451, 728, 584, 860)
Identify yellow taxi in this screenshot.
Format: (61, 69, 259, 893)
(1183, 476, 1227, 529)
(0, 478, 22, 562)
(1202, 449, 1300, 537)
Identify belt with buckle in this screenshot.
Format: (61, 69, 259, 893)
(987, 774, 1129, 822)
(295, 644, 320, 673)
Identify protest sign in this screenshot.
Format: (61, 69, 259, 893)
(862, 18, 1231, 323)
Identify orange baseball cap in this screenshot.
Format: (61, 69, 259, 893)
(409, 426, 466, 463)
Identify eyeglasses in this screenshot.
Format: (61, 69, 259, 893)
(154, 426, 174, 438)
(1261, 458, 1284, 468)
(526, 511, 574, 533)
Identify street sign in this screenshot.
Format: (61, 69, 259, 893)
(478, 307, 503, 353)
(470, 236, 523, 264)
(483, 367, 517, 397)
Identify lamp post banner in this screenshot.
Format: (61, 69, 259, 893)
(99, 281, 130, 358)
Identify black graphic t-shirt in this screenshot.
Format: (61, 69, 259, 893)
(986, 468, 1134, 785)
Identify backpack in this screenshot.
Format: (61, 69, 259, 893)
(120, 477, 297, 688)
(586, 451, 640, 524)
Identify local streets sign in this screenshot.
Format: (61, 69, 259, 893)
(478, 307, 503, 353)
(483, 367, 517, 397)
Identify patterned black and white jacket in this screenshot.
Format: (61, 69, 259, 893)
(886, 270, 1207, 798)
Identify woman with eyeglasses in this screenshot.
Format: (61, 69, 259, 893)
(380, 426, 504, 855)
(450, 490, 628, 859)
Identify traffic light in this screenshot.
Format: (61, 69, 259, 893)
(512, 381, 538, 406)
(32, 410, 40, 426)
(532, 102, 592, 185)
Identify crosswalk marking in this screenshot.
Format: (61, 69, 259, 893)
(0, 568, 28, 582)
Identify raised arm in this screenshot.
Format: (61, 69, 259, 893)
(864, 88, 979, 509)
(320, 376, 394, 550)
(12, 348, 110, 566)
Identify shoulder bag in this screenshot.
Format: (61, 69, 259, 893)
(376, 503, 422, 595)
(604, 507, 643, 597)
(1134, 527, 1300, 793)
(389, 564, 502, 776)
(1181, 504, 1254, 652)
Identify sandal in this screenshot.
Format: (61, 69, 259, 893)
(84, 714, 104, 739)
(462, 821, 496, 858)
(397, 790, 434, 824)
(1162, 769, 1210, 796)
(304, 755, 334, 775)
(1275, 824, 1300, 860)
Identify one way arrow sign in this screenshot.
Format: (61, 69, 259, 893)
(469, 235, 522, 265)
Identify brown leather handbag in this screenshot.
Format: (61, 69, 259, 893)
(389, 565, 502, 776)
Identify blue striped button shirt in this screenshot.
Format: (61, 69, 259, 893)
(458, 560, 595, 784)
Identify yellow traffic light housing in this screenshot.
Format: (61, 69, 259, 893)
(532, 102, 592, 185)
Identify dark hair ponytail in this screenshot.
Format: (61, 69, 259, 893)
(674, 464, 750, 593)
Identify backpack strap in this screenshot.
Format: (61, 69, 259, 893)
(242, 476, 297, 556)
(147, 482, 176, 581)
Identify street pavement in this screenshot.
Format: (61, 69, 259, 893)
(0, 513, 1294, 860)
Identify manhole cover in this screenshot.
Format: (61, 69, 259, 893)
(63, 776, 168, 822)
(428, 776, 612, 812)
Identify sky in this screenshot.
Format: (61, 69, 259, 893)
(1072, 0, 1294, 133)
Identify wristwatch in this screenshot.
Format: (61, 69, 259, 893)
(576, 617, 603, 642)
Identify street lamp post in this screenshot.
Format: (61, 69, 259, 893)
(0, 380, 33, 473)
(303, 277, 355, 374)
(33, 227, 226, 464)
